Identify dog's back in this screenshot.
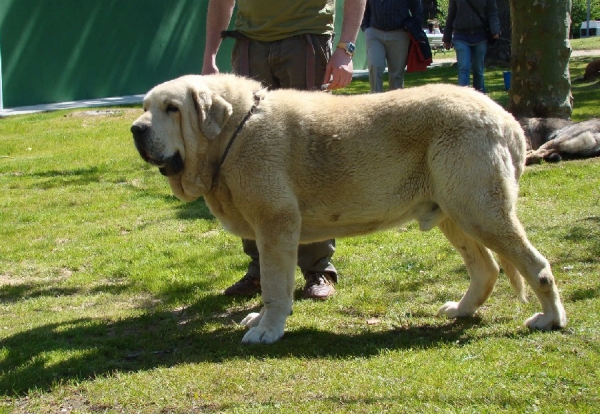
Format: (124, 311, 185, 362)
(242, 83, 527, 240)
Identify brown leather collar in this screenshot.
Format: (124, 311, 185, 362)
(212, 90, 265, 185)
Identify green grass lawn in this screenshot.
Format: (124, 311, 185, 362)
(1, 55, 599, 413)
(571, 35, 600, 51)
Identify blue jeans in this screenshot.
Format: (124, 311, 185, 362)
(453, 39, 488, 92)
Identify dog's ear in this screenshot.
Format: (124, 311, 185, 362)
(194, 90, 233, 140)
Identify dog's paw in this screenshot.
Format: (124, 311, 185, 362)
(525, 312, 567, 330)
(242, 325, 284, 344)
(240, 312, 262, 328)
(437, 301, 473, 319)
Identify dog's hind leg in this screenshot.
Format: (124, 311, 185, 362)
(449, 210, 566, 330)
(431, 140, 566, 329)
(498, 255, 527, 303)
(484, 222, 566, 330)
(437, 218, 500, 318)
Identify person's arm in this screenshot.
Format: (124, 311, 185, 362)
(409, 0, 424, 28)
(201, 0, 236, 75)
(442, 0, 456, 49)
(324, 0, 366, 90)
(487, 0, 501, 39)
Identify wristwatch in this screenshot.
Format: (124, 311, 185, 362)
(337, 41, 356, 57)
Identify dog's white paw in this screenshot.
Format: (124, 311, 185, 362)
(525, 312, 567, 330)
(242, 325, 284, 344)
(437, 301, 474, 318)
(240, 312, 262, 328)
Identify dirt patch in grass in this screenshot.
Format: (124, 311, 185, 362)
(67, 108, 141, 118)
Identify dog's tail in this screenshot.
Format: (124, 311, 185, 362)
(499, 256, 528, 303)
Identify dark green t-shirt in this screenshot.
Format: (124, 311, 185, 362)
(235, 0, 335, 42)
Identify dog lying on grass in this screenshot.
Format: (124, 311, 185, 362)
(131, 74, 567, 344)
(520, 117, 600, 165)
(583, 59, 600, 81)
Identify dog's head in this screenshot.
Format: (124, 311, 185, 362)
(131, 75, 234, 200)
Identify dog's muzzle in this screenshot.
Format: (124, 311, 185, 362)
(131, 123, 184, 176)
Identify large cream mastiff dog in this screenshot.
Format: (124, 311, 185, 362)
(131, 74, 567, 344)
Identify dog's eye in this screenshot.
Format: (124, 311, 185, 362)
(166, 104, 179, 113)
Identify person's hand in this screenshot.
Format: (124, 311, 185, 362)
(493, 33, 500, 40)
(323, 48, 354, 90)
(201, 60, 219, 75)
(443, 42, 453, 50)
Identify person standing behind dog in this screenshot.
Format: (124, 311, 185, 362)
(201, 0, 365, 300)
(360, 0, 423, 93)
(442, 0, 500, 92)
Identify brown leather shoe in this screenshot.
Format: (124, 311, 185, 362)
(302, 273, 336, 300)
(224, 274, 261, 296)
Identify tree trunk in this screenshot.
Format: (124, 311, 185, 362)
(485, 0, 511, 64)
(507, 0, 573, 119)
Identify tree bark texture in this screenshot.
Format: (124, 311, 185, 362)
(508, 0, 573, 119)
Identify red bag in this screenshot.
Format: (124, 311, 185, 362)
(406, 35, 433, 73)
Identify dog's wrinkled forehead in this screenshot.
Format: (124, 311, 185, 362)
(143, 81, 189, 112)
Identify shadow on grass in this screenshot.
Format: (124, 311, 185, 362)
(23, 166, 105, 189)
(569, 285, 600, 302)
(559, 216, 600, 265)
(0, 283, 82, 303)
(0, 279, 134, 304)
(0, 288, 536, 397)
(175, 197, 214, 220)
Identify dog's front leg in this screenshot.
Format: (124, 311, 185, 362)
(241, 223, 298, 344)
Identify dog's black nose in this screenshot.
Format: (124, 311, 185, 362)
(131, 123, 147, 136)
